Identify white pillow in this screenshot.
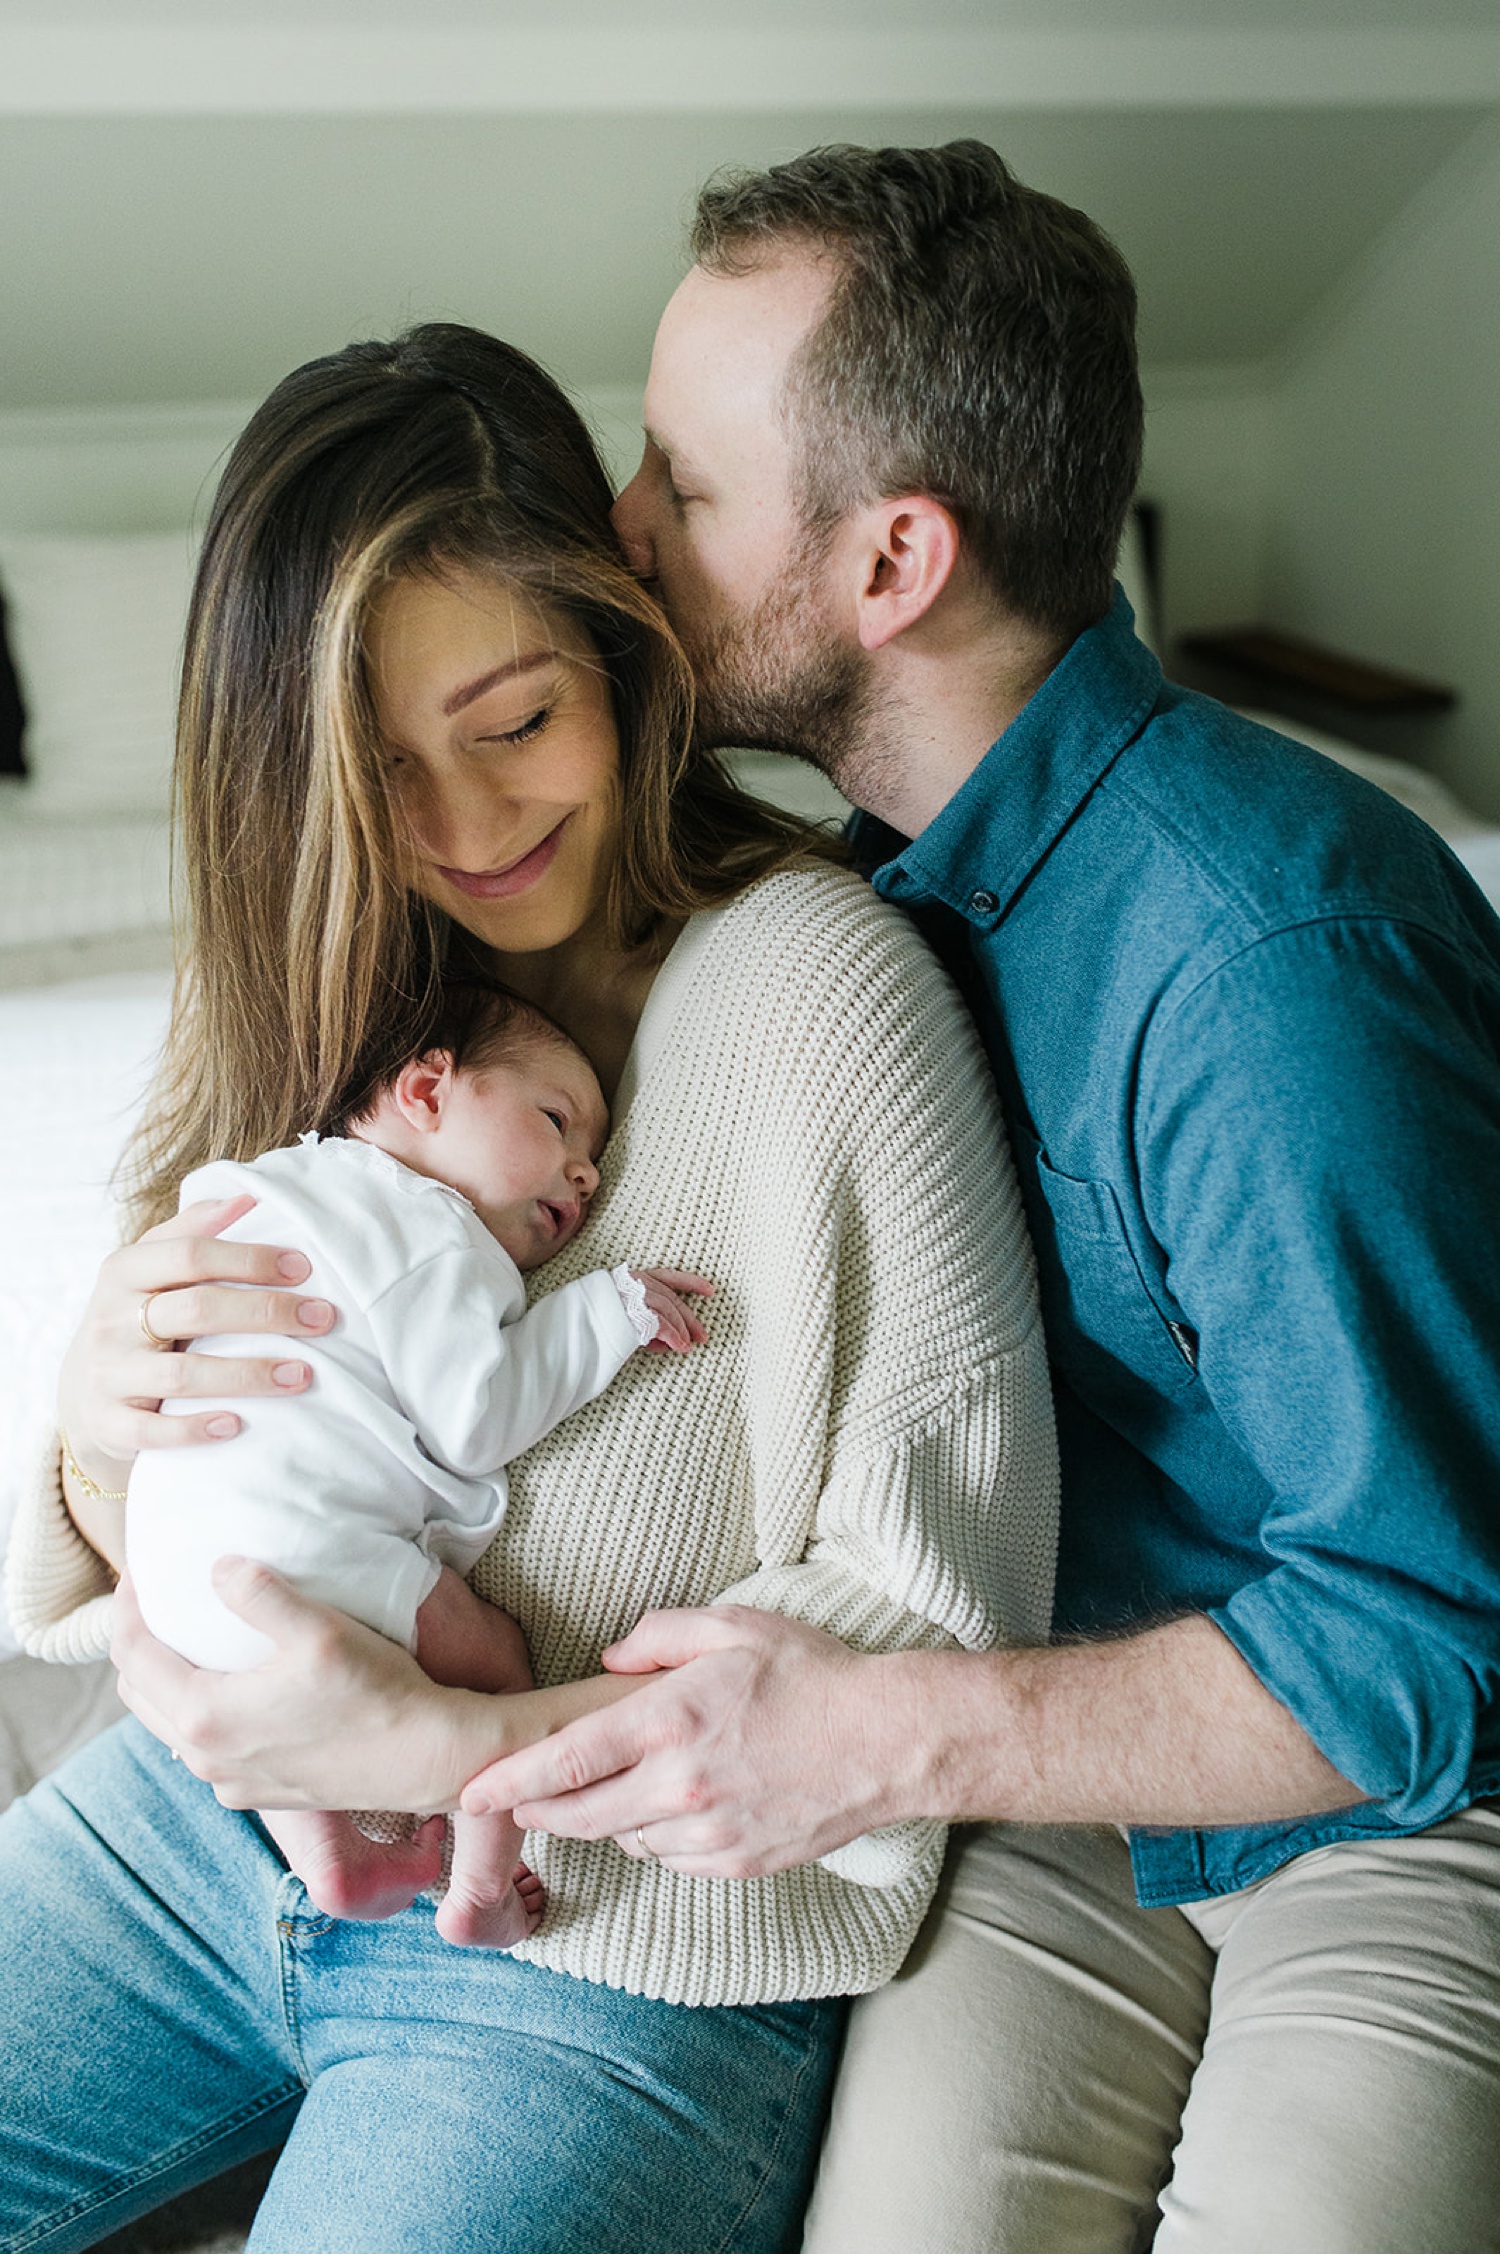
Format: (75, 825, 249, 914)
(0, 532, 198, 817)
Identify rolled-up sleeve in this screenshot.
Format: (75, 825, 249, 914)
(1142, 911, 1500, 1825)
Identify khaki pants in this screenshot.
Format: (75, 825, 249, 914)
(802, 1810, 1500, 2253)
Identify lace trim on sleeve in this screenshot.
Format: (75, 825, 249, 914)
(609, 1265, 660, 1347)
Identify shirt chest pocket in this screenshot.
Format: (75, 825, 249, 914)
(1015, 1133, 1199, 1412)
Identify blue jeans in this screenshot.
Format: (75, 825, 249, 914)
(0, 1719, 844, 2253)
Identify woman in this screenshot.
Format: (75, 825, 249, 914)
(0, 325, 1057, 2252)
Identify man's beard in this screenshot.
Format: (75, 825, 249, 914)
(685, 565, 876, 801)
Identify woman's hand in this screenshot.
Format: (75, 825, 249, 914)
(58, 1193, 335, 1493)
(111, 1564, 486, 1814)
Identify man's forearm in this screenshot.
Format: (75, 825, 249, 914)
(456, 1605, 1367, 1877)
(876, 1613, 1366, 1830)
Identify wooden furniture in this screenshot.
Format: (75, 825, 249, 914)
(1177, 625, 1457, 718)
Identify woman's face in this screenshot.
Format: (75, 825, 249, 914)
(365, 568, 621, 958)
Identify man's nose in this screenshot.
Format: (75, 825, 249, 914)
(610, 472, 655, 582)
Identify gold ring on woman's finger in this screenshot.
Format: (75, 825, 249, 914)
(635, 1826, 657, 1859)
(139, 1293, 172, 1349)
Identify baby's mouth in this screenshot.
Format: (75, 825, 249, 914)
(541, 1199, 579, 1239)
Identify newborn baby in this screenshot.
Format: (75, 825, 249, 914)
(127, 979, 709, 1948)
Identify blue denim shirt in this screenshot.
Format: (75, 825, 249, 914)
(854, 591, 1500, 1904)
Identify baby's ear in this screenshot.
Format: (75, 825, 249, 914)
(391, 1048, 458, 1133)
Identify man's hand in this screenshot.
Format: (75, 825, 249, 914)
(111, 1562, 487, 1814)
(460, 1605, 910, 1878)
(459, 1608, 1369, 1868)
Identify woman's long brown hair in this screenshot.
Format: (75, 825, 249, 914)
(124, 324, 835, 1232)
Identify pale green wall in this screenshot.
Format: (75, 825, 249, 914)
(1262, 116, 1500, 814)
(1140, 367, 1276, 645)
(0, 385, 645, 534)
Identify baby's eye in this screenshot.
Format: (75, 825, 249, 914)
(542, 1109, 566, 1132)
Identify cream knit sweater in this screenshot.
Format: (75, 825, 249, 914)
(7, 865, 1058, 2006)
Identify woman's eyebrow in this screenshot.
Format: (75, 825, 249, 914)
(442, 649, 555, 717)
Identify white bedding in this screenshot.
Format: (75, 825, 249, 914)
(0, 788, 174, 989)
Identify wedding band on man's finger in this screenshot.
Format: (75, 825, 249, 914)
(139, 1293, 172, 1349)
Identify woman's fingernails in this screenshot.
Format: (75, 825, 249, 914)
(273, 1362, 309, 1388)
(296, 1299, 334, 1330)
(206, 1414, 240, 1438)
(277, 1252, 311, 1281)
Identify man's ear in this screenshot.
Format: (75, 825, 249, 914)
(389, 1049, 456, 1136)
(851, 495, 962, 653)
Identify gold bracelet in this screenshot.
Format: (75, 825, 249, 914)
(61, 1436, 129, 1504)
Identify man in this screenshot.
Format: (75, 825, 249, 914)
(469, 142, 1500, 2248)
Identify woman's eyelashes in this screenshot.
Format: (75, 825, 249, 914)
(383, 703, 553, 777)
(479, 705, 553, 748)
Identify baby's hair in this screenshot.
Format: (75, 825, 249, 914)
(326, 979, 587, 1138)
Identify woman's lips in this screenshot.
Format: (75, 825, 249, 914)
(435, 818, 567, 901)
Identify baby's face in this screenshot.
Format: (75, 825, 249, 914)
(433, 1043, 609, 1270)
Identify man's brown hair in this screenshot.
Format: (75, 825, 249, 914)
(692, 140, 1143, 637)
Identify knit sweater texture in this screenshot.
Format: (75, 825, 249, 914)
(8, 865, 1058, 2005)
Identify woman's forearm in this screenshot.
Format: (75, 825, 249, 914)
(205, 1667, 648, 1815)
(412, 1671, 648, 1812)
(60, 1452, 127, 1578)
(111, 1563, 651, 1815)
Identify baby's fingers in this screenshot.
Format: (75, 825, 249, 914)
(642, 1290, 708, 1353)
(641, 1269, 715, 1300)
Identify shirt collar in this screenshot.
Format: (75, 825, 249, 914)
(864, 586, 1164, 929)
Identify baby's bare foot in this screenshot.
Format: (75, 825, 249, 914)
(295, 1816, 447, 1922)
(435, 1861, 547, 1950)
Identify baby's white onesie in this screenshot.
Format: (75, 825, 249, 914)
(127, 1134, 644, 1670)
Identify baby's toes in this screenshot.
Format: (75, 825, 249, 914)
(512, 1862, 547, 1931)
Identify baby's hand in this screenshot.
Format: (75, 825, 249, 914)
(630, 1269, 714, 1354)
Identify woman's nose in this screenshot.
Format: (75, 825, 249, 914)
(402, 767, 511, 868)
(610, 472, 656, 582)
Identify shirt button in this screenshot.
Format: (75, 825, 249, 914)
(969, 889, 999, 915)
